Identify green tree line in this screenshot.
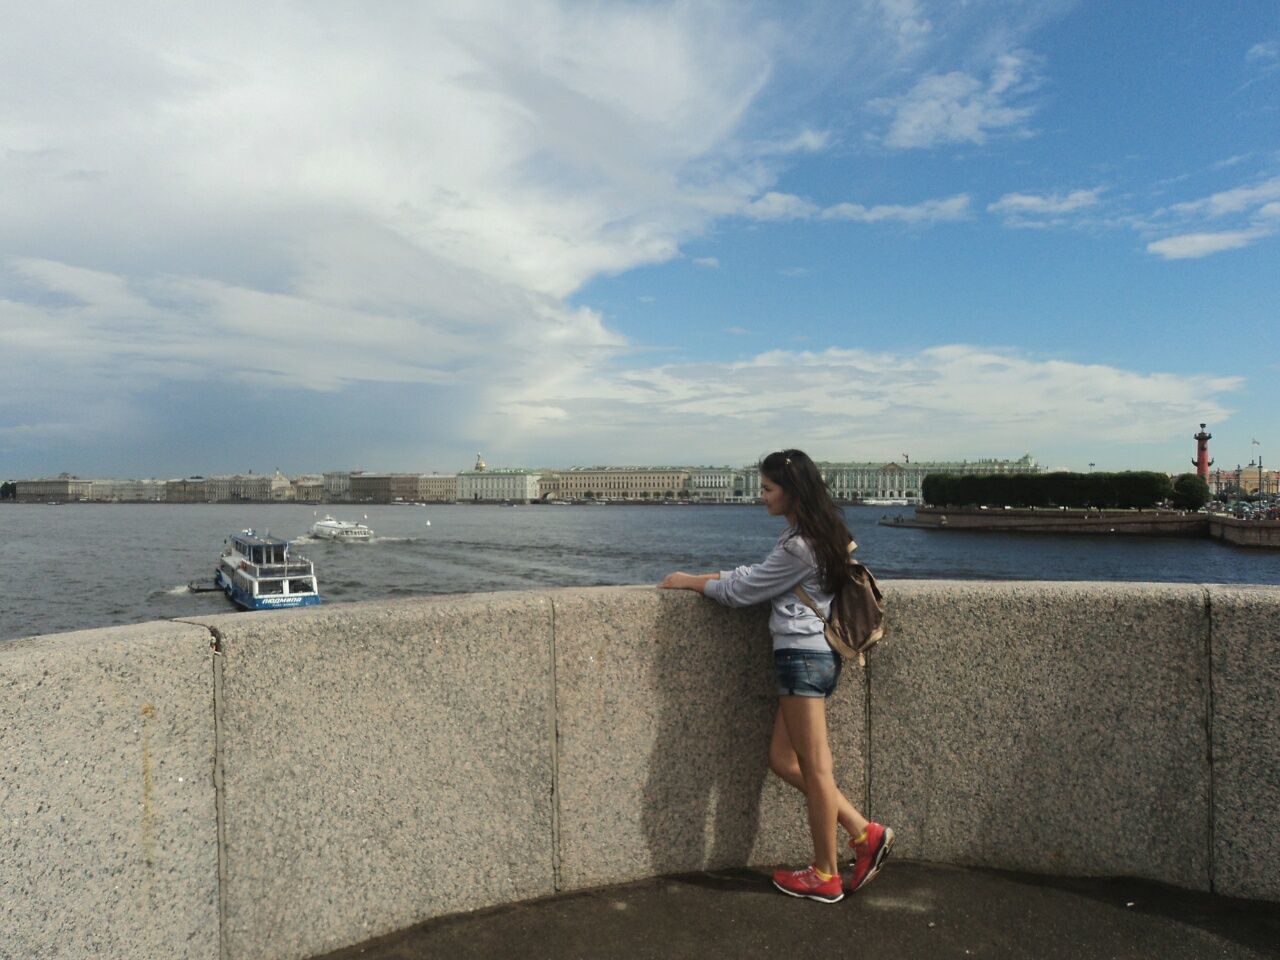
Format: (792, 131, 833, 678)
(921, 471, 1210, 510)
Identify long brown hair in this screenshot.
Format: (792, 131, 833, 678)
(760, 449, 855, 620)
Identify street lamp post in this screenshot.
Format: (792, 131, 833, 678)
(1253, 439, 1263, 500)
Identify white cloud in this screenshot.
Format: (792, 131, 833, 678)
(870, 52, 1039, 149)
(2, 254, 623, 395)
(497, 344, 1241, 464)
(723, 325, 751, 335)
(693, 257, 720, 268)
(988, 188, 1104, 216)
(822, 194, 970, 223)
(753, 129, 831, 155)
(1144, 174, 1280, 258)
(1169, 176, 1280, 217)
(741, 191, 820, 220)
(1246, 40, 1279, 62)
(0, 1, 793, 457)
(742, 191, 970, 224)
(1146, 230, 1269, 260)
(877, 0, 933, 51)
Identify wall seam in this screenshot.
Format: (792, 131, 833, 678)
(548, 598, 563, 893)
(1202, 587, 1216, 895)
(863, 658, 873, 818)
(177, 619, 229, 960)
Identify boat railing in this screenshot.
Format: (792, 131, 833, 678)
(240, 560, 315, 579)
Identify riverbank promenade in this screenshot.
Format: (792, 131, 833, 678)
(318, 862, 1280, 960)
(4, 583, 1279, 959)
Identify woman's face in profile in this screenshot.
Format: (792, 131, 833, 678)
(760, 474, 792, 517)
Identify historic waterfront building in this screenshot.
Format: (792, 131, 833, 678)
(555, 467, 691, 501)
(417, 474, 457, 503)
(350, 473, 422, 503)
(200, 474, 272, 502)
(293, 475, 325, 502)
(740, 455, 1040, 504)
(268, 470, 295, 501)
(1211, 466, 1279, 498)
(537, 472, 562, 501)
(456, 468, 541, 503)
(323, 471, 352, 502)
(14, 476, 94, 502)
(87, 478, 167, 501)
(689, 467, 742, 502)
(165, 477, 210, 503)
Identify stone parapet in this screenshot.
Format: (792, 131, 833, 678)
(1206, 585, 1280, 899)
(550, 587, 865, 890)
(3, 582, 1278, 960)
(0, 622, 219, 960)
(869, 581, 1211, 888)
(190, 593, 558, 960)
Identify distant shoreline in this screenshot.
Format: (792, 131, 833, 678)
(881, 505, 1280, 549)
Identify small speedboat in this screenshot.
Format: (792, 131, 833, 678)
(310, 514, 373, 541)
(215, 530, 321, 610)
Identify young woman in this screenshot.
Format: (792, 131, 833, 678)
(659, 449, 893, 903)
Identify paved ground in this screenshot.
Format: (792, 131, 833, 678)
(316, 861, 1280, 960)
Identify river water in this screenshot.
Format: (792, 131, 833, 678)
(2, 502, 1275, 643)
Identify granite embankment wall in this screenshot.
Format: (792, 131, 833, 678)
(904, 507, 1280, 546)
(1210, 515, 1280, 547)
(3, 583, 1278, 960)
(910, 506, 1209, 536)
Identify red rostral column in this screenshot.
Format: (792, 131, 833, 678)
(1193, 423, 1214, 480)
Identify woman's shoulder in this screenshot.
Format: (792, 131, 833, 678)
(780, 530, 815, 561)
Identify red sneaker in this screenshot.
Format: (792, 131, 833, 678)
(847, 822, 894, 893)
(771, 865, 844, 903)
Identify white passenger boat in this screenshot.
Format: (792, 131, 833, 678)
(215, 530, 321, 610)
(310, 514, 373, 541)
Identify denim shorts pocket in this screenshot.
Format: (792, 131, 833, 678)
(804, 654, 838, 693)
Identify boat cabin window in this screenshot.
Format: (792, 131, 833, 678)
(287, 578, 314, 594)
(258, 579, 284, 595)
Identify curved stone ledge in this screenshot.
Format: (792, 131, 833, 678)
(2, 581, 1278, 960)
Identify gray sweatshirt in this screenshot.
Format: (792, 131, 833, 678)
(703, 525, 834, 652)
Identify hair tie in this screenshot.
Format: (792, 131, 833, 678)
(784, 457, 792, 465)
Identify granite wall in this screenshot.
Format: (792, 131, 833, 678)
(2, 582, 1278, 960)
(191, 593, 559, 960)
(0, 622, 220, 960)
(549, 587, 865, 890)
(1206, 585, 1280, 899)
(869, 581, 1212, 888)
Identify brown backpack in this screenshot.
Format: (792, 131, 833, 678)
(793, 540, 885, 667)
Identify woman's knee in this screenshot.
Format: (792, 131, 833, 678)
(794, 752, 835, 783)
(768, 748, 800, 780)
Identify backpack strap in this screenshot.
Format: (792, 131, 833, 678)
(793, 583, 863, 666)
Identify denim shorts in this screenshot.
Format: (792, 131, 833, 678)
(774, 648, 842, 698)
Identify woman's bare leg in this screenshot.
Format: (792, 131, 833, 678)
(769, 707, 868, 843)
(777, 696, 864, 876)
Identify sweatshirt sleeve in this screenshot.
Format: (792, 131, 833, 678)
(703, 538, 812, 608)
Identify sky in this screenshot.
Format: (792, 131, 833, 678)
(1, 0, 1277, 479)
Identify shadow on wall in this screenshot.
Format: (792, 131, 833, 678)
(641, 601, 774, 874)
